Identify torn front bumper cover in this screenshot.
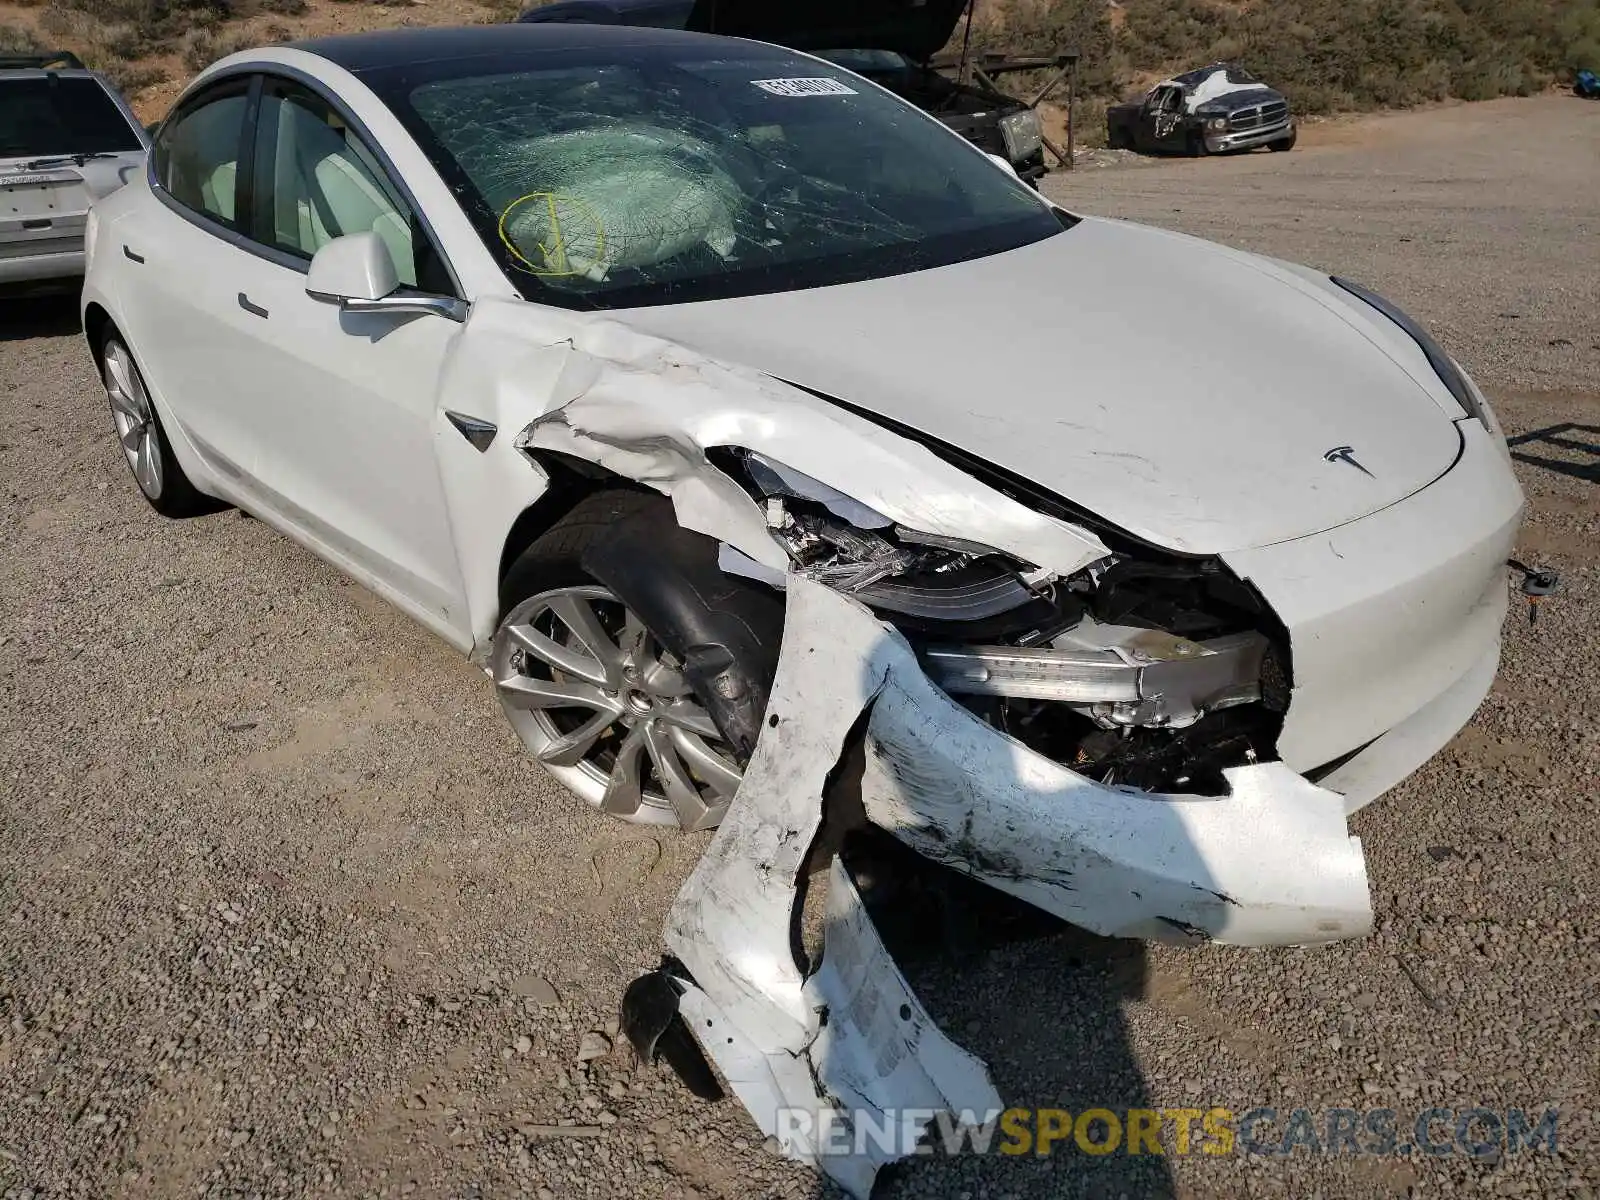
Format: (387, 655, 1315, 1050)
(645, 578, 1371, 1196)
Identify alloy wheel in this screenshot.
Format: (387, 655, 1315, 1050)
(104, 340, 163, 500)
(492, 585, 743, 831)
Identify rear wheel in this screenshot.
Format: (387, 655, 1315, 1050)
(102, 336, 221, 518)
(1106, 123, 1130, 151)
(493, 492, 754, 831)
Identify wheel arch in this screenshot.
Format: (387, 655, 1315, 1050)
(494, 450, 653, 618)
(83, 302, 115, 368)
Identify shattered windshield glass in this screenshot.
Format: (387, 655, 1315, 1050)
(372, 41, 1062, 307)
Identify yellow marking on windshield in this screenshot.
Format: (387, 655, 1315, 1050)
(497, 191, 606, 277)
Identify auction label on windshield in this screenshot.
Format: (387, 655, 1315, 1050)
(752, 77, 858, 97)
(1, 174, 64, 187)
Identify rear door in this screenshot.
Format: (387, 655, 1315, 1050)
(111, 76, 263, 481)
(1143, 85, 1187, 151)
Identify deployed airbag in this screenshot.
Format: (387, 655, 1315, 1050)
(496, 125, 743, 279)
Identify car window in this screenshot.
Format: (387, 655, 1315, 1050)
(816, 49, 914, 75)
(1149, 86, 1182, 113)
(0, 76, 143, 159)
(153, 83, 250, 228)
(250, 80, 430, 287)
(372, 43, 1061, 309)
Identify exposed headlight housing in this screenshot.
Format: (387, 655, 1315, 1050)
(998, 108, 1043, 163)
(716, 451, 1287, 792)
(723, 450, 1043, 625)
(1207, 117, 1228, 131)
(1331, 277, 1487, 424)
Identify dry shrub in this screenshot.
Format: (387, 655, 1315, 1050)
(181, 21, 287, 70)
(1111, 0, 1600, 112)
(965, 0, 1600, 114)
(106, 59, 167, 91)
(36, 4, 144, 69)
(0, 23, 46, 51)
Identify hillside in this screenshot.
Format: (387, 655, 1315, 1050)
(0, 0, 501, 119)
(4, 0, 1598, 125)
(977, 0, 1600, 113)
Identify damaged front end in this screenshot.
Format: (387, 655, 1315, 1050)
(710, 444, 1294, 798)
(496, 325, 1372, 1196)
(624, 579, 1369, 1197)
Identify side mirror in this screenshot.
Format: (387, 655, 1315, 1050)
(986, 152, 1020, 178)
(307, 231, 399, 303)
(306, 231, 466, 322)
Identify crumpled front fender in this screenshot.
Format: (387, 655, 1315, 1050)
(434, 301, 1111, 652)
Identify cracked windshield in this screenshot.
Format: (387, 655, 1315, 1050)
(383, 44, 1061, 306)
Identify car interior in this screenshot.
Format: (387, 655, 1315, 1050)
(260, 92, 417, 285)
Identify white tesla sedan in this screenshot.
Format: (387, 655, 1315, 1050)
(83, 24, 1524, 1190)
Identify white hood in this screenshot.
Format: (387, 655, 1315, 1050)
(612, 216, 1464, 554)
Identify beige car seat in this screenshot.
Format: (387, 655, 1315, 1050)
(199, 162, 236, 222)
(271, 99, 416, 285)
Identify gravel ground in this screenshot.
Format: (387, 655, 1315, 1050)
(2, 95, 1597, 1200)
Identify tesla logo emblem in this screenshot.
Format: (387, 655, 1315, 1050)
(1323, 445, 1374, 478)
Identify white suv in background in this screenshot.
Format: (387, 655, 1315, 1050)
(1, 51, 148, 294)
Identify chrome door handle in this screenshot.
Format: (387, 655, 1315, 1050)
(122, 245, 144, 263)
(238, 292, 268, 319)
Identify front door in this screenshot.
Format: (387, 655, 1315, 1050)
(1143, 85, 1187, 152)
(219, 76, 472, 646)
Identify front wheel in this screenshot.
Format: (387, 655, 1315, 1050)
(1186, 130, 1210, 157)
(492, 491, 773, 832)
(1270, 129, 1297, 152)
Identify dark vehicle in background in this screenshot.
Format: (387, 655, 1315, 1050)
(517, 0, 1049, 182)
(1, 51, 148, 294)
(1106, 63, 1295, 156)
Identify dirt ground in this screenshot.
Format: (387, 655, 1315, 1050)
(2, 96, 1597, 1199)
